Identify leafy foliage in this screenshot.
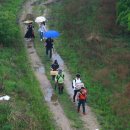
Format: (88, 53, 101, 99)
(0, 0, 57, 130)
(117, 0, 130, 30)
(0, 0, 21, 46)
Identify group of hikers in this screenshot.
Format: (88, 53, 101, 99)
(24, 19, 88, 115)
(51, 60, 87, 115)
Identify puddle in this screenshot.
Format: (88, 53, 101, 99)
(36, 62, 42, 66)
(37, 66, 45, 74)
(53, 102, 58, 106)
(34, 65, 39, 69)
(29, 51, 35, 54)
(27, 45, 32, 48)
(44, 88, 53, 102)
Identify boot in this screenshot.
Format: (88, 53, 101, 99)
(77, 109, 80, 113)
(83, 112, 86, 115)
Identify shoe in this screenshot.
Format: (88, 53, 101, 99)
(73, 100, 75, 102)
(83, 112, 86, 115)
(77, 109, 80, 113)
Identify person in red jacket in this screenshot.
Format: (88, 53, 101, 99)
(77, 86, 87, 115)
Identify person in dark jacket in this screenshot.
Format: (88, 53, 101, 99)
(51, 60, 59, 81)
(24, 23, 35, 39)
(45, 38, 54, 58)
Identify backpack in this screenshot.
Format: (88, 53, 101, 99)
(72, 79, 83, 89)
(79, 88, 87, 100)
(56, 74, 64, 83)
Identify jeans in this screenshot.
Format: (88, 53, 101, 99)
(40, 32, 43, 39)
(77, 99, 86, 113)
(57, 83, 64, 94)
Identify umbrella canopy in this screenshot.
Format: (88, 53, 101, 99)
(23, 20, 33, 24)
(44, 30, 60, 38)
(35, 16, 46, 23)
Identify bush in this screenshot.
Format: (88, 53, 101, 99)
(0, 0, 22, 46)
(117, 0, 130, 31)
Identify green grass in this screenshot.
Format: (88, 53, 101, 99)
(33, 31, 85, 130)
(0, 0, 57, 130)
(39, 0, 130, 129)
(33, 2, 87, 129)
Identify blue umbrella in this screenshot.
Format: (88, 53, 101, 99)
(44, 30, 60, 38)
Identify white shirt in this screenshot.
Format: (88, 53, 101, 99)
(72, 78, 82, 90)
(38, 24, 47, 33)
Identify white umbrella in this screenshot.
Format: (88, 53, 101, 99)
(35, 16, 46, 23)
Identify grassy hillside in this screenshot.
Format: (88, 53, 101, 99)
(117, 0, 130, 31)
(33, 2, 85, 129)
(46, 0, 130, 129)
(0, 0, 56, 130)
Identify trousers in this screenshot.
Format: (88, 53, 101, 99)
(46, 48, 52, 58)
(77, 99, 86, 113)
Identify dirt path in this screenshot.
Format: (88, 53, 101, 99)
(20, 0, 100, 130)
(19, 0, 73, 130)
(42, 0, 101, 130)
(52, 54, 100, 130)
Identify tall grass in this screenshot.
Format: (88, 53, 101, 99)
(0, 0, 57, 130)
(44, 0, 130, 129)
(33, 2, 85, 129)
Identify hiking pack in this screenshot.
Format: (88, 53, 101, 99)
(79, 88, 87, 100)
(72, 79, 84, 90)
(56, 74, 64, 83)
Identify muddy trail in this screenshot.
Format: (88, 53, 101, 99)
(20, 0, 72, 130)
(20, 0, 100, 130)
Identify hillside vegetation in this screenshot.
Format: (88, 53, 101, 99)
(47, 0, 130, 129)
(117, 0, 130, 31)
(0, 0, 56, 130)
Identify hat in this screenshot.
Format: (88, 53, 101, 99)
(76, 73, 80, 78)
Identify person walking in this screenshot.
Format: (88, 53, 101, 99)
(45, 37, 54, 58)
(51, 60, 59, 81)
(38, 22, 47, 41)
(55, 69, 64, 94)
(72, 73, 82, 102)
(24, 22, 35, 40)
(77, 86, 87, 115)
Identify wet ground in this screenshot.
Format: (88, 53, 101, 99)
(19, 0, 100, 130)
(20, 0, 74, 130)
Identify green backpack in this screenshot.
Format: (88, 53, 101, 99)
(56, 74, 64, 83)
